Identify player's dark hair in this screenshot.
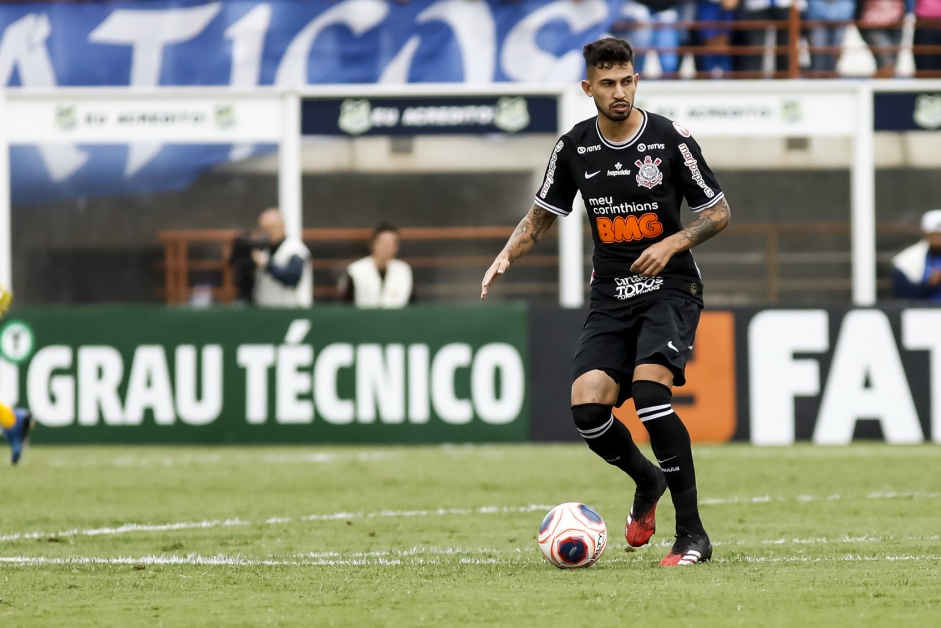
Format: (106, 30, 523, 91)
(371, 223, 399, 242)
(582, 37, 634, 72)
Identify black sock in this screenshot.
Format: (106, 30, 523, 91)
(571, 403, 660, 488)
(632, 380, 705, 535)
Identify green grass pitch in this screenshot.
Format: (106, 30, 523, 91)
(1, 443, 939, 626)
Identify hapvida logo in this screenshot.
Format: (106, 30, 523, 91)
(607, 161, 631, 177)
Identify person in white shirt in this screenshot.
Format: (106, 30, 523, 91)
(251, 208, 313, 307)
(339, 224, 413, 308)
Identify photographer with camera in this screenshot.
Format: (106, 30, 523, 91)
(248, 207, 313, 308)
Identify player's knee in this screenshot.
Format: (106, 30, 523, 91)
(571, 403, 613, 435)
(571, 369, 619, 406)
(631, 380, 672, 416)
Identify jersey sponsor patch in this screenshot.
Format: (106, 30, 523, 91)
(586, 197, 658, 215)
(678, 143, 715, 198)
(607, 162, 631, 177)
(595, 212, 663, 243)
(539, 140, 565, 199)
(672, 121, 691, 137)
(577, 145, 601, 154)
(634, 156, 663, 189)
(614, 275, 664, 300)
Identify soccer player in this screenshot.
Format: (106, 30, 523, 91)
(0, 403, 32, 465)
(481, 37, 730, 566)
(0, 284, 33, 465)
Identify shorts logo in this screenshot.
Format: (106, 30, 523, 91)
(614, 275, 664, 300)
(634, 156, 663, 189)
(596, 212, 663, 243)
(577, 145, 601, 154)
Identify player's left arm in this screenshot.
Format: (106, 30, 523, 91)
(631, 197, 731, 277)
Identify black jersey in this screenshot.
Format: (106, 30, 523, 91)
(534, 110, 723, 305)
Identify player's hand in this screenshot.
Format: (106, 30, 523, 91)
(251, 249, 269, 267)
(630, 241, 675, 277)
(0, 284, 12, 318)
(928, 269, 941, 287)
(481, 255, 511, 300)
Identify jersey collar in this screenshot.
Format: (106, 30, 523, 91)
(595, 110, 647, 150)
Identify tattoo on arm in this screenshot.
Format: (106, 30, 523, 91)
(678, 197, 731, 250)
(503, 204, 557, 263)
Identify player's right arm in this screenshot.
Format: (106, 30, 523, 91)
(481, 204, 557, 299)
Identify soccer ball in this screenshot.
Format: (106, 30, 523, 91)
(537, 502, 607, 569)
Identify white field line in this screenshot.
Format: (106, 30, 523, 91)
(694, 446, 941, 459)
(0, 505, 555, 543)
(2, 550, 941, 567)
(700, 491, 940, 506)
(2, 489, 938, 544)
(46, 451, 402, 468)
(676, 533, 941, 549)
(4, 530, 941, 566)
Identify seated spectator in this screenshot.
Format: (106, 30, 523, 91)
(891, 209, 941, 302)
(914, 0, 941, 76)
(856, 0, 906, 77)
(736, 0, 802, 75)
(612, 0, 685, 77)
(695, 0, 741, 76)
(251, 208, 313, 308)
(338, 224, 413, 308)
(805, 0, 856, 73)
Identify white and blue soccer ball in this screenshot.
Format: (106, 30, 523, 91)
(537, 502, 607, 569)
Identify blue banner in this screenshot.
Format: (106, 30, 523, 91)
(302, 95, 559, 136)
(874, 92, 941, 132)
(1, 0, 624, 204)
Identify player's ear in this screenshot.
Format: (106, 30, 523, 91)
(581, 78, 592, 97)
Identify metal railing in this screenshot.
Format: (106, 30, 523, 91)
(618, 13, 941, 79)
(157, 222, 921, 306)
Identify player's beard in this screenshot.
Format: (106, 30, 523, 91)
(598, 98, 633, 122)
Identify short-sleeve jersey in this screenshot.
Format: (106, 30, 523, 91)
(534, 110, 724, 305)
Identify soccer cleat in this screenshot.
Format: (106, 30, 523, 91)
(2, 409, 33, 465)
(659, 528, 713, 566)
(625, 467, 667, 547)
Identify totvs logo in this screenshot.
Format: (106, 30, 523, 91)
(596, 212, 663, 243)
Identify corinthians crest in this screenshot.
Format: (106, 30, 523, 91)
(634, 156, 663, 189)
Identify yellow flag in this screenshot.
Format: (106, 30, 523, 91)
(0, 284, 11, 318)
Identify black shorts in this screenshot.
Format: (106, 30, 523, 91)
(571, 294, 702, 407)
